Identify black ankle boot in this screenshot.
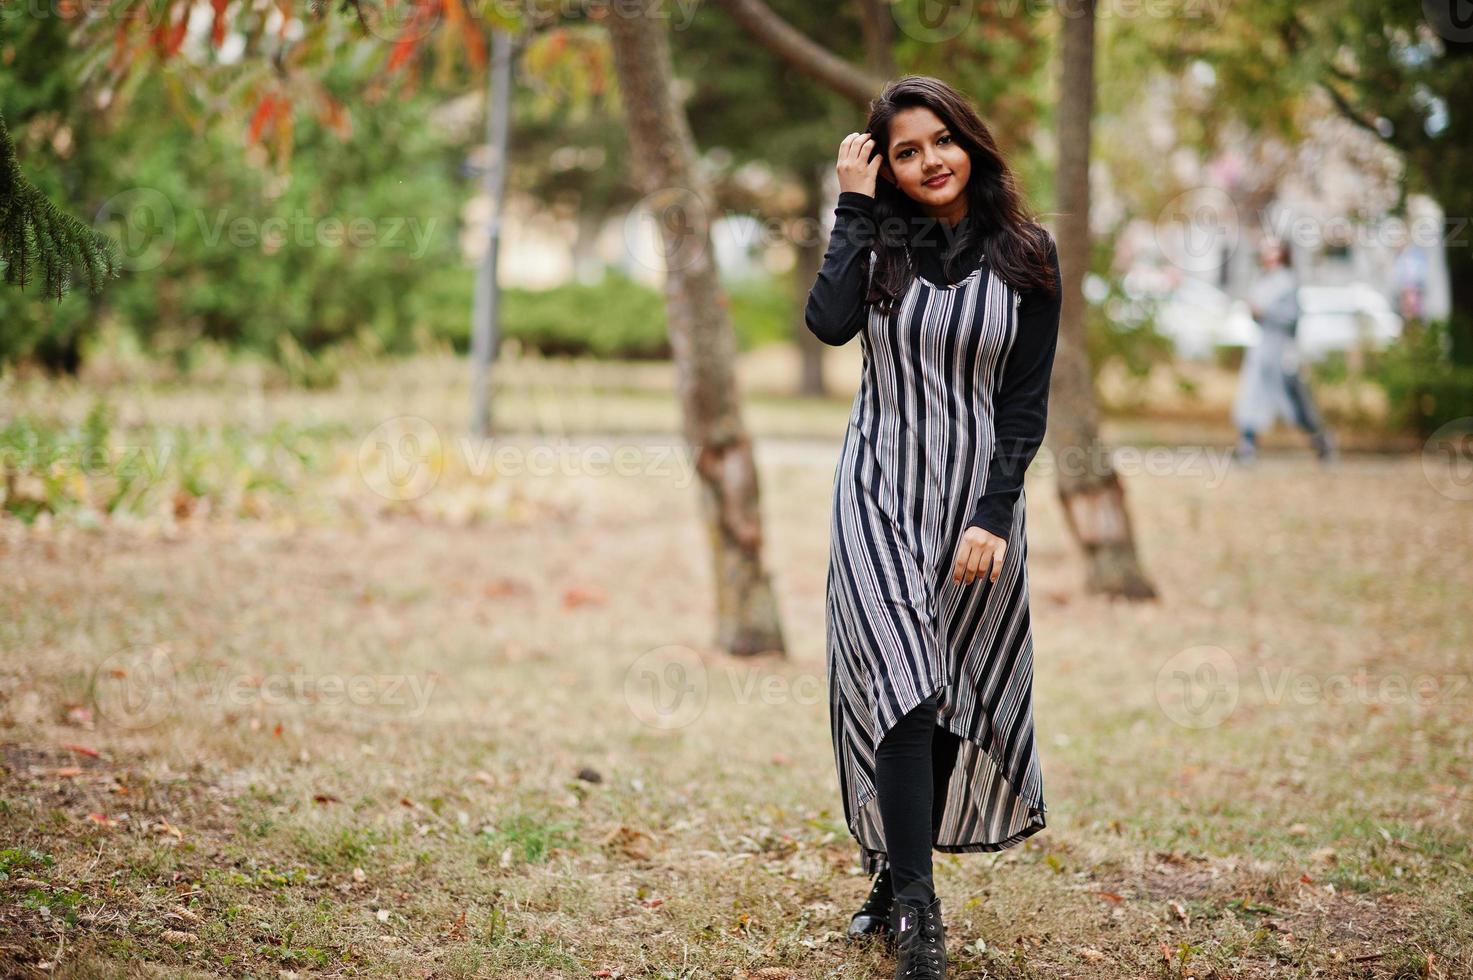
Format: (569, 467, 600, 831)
(846, 867, 895, 943)
(889, 894, 946, 979)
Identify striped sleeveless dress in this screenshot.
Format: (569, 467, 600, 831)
(825, 250, 1048, 875)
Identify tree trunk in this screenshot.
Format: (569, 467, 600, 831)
(1051, 0, 1156, 599)
(1444, 233, 1473, 366)
(604, 0, 787, 655)
(855, 0, 896, 79)
(795, 162, 827, 396)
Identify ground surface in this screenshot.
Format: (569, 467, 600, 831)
(1, 352, 1468, 978)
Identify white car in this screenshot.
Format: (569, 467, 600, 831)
(1114, 271, 1256, 360)
(1114, 270, 1403, 362)
(1294, 284, 1404, 360)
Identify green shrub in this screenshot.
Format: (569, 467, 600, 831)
(0, 403, 349, 524)
(1367, 317, 1473, 436)
(443, 268, 795, 360)
(0, 30, 471, 375)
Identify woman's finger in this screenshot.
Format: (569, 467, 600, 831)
(965, 544, 985, 584)
(952, 541, 972, 583)
(988, 542, 1007, 582)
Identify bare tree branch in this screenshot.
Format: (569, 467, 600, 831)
(1318, 80, 1387, 142)
(711, 0, 885, 106)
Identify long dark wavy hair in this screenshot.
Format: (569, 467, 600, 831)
(862, 76, 1058, 314)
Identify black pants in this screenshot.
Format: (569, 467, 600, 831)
(875, 688, 963, 904)
(1240, 367, 1328, 449)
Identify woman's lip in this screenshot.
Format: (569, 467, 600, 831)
(924, 173, 951, 187)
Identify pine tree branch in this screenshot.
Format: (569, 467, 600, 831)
(0, 109, 121, 301)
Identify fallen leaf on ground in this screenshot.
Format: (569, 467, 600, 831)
(562, 585, 606, 608)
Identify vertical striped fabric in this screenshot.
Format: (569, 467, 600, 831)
(825, 254, 1048, 875)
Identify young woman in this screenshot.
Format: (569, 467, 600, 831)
(804, 76, 1060, 980)
(1231, 236, 1336, 465)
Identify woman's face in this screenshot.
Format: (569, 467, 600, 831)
(1260, 239, 1286, 269)
(880, 106, 971, 217)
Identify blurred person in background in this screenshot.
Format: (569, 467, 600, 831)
(1393, 243, 1428, 326)
(1231, 236, 1336, 466)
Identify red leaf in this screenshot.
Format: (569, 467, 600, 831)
(165, 7, 190, 56)
(247, 95, 278, 145)
(319, 92, 351, 138)
(562, 585, 607, 609)
(109, 25, 131, 73)
(211, 0, 229, 48)
(388, 32, 420, 74)
(62, 743, 100, 757)
(442, 0, 483, 69)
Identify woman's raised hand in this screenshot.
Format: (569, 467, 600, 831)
(836, 132, 882, 198)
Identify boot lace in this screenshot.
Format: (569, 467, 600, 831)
(857, 869, 893, 918)
(894, 901, 946, 979)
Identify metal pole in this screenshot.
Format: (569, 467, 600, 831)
(470, 29, 514, 438)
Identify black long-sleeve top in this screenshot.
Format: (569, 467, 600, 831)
(804, 190, 1062, 542)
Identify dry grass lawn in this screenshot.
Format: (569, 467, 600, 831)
(1, 351, 1469, 978)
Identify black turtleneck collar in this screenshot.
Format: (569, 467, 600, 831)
(912, 212, 971, 245)
(908, 211, 982, 286)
